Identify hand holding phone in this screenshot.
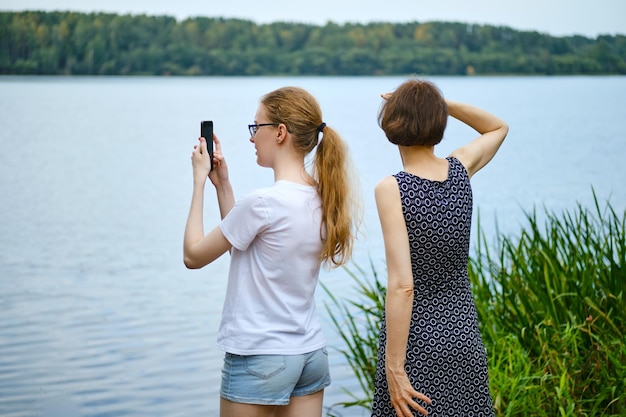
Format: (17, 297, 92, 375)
(200, 120, 214, 170)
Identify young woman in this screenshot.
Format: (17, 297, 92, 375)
(371, 79, 508, 417)
(183, 86, 359, 417)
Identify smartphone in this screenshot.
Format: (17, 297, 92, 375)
(200, 120, 214, 169)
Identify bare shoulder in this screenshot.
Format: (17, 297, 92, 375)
(374, 176, 402, 216)
(374, 175, 400, 199)
(449, 146, 470, 167)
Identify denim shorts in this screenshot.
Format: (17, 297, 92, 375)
(220, 347, 331, 405)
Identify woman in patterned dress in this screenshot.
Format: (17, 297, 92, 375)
(371, 79, 508, 417)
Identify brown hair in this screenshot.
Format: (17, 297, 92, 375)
(378, 79, 448, 146)
(261, 87, 358, 267)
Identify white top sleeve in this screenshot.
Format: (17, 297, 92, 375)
(220, 190, 269, 251)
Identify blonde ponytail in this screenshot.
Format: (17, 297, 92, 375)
(261, 87, 359, 268)
(314, 126, 358, 267)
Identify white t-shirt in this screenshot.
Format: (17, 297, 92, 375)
(217, 181, 326, 355)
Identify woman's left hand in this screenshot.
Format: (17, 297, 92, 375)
(191, 136, 212, 183)
(386, 367, 431, 416)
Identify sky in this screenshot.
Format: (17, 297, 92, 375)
(1, 0, 625, 38)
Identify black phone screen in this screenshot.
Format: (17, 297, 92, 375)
(201, 120, 214, 169)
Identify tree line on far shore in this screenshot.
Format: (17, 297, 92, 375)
(2, 11, 625, 76)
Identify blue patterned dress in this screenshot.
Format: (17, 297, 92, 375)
(371, 157, 494, 417)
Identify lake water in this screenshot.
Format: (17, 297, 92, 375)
(1, 75, 625, 417)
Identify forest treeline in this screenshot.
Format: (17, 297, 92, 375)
(2, 11, 625, 76)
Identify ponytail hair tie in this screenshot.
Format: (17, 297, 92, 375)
(316, 122, 326, 143)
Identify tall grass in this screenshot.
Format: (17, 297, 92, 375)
(325, 196, 625, 416)
(472, 196, 625, 416)
(322, 259, 385, 411)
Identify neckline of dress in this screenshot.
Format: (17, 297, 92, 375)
(400, 157, 453, 184)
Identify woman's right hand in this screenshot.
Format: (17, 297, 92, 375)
(446, 99, 509, 178)
(207, 134, 229, 187)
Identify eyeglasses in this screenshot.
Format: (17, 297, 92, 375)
(248, 123, 279, 137)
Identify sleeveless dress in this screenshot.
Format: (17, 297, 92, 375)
(371, 157, 494, 417)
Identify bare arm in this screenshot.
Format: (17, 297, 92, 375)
(375, 177, 431, 417)
(208, 134, 235, 219)
(447, 100, 509, 178)
(183, 135, 232, 269)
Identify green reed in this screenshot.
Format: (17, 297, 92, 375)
(471, 195, 625, 416)
(325, 194, 625, 416)
(323, 259, 385, 411)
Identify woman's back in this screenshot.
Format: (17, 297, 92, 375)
(218, 180, 326, 355)
(394, 157, 472, 292)
(372, 156, 495, 416)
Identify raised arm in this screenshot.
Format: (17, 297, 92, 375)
(183, 135, 232, 269)
(447, 100, 509, 178)
(208, 134, 235, 219)
(375, 176, 431, 416)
